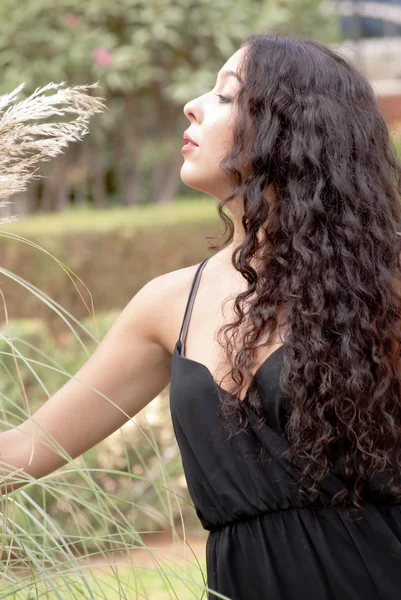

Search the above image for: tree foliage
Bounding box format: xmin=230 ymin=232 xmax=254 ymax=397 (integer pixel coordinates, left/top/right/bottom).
xmin=0 ymin=0 xmax=340 ymax=211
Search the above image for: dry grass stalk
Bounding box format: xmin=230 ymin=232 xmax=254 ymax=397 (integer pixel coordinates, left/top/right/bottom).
xmin=0 ymin=81 xmax=106 ymax=225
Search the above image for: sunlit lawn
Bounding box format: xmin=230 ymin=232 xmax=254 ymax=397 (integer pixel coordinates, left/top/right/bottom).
xmin=1 ymin=196 xmax=218 ymax=236
xmin=6 ymin=555 xmax=209 ymax=599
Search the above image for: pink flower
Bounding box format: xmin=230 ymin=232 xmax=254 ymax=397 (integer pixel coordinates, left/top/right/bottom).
xmin=63 ymin=13 xmax=80 ymax=28
xmin=92 ymin=47 xmax=113 ymax=68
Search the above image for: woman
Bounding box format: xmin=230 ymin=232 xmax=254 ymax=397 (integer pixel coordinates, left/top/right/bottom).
xmin=2 ymin=33 xmax=401 ymax=599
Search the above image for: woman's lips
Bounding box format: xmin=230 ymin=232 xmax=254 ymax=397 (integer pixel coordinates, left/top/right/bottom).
xmin=181 ymin=142 xmax=199 ymax=152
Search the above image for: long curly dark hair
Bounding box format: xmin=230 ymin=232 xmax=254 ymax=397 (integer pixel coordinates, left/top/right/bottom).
xmin=208 ymin=32 xmax=401 ymax=517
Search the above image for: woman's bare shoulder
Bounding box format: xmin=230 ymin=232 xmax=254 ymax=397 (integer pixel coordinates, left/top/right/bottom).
xmin=148 ymin=261 xmax=207 ymax=355
xmin=150 ymin=261 xmax=203 ymax=295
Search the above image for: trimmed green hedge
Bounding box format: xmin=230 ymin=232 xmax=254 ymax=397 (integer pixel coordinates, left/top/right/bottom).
xmin=0 ymin=197 xmax=223 ymax=330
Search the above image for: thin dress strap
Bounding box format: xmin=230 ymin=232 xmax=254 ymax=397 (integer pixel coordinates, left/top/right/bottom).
xmin=178 ymin=258 xmax=210 ymax=353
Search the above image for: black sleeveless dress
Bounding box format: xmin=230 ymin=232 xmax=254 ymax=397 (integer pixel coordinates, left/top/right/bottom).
xmin=169 ymin=258 xmax=401 ymax=600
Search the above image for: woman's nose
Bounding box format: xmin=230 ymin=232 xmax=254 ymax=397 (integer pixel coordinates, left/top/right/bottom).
xmin=184 ymin=92 xmax=205 ymax=122
xmin=183 ymin=100 xmax=196 ymax=121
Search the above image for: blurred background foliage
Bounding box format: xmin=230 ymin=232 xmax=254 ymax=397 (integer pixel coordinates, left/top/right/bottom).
xmin=1 ymin=1 xmax=401 ymax=596
xmin=0 ymin=0 xmax=340 ymax=212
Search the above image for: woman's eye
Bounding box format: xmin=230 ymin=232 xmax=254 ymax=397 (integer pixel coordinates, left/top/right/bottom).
xmin=216 ymin=94 xmax=231 ymax=104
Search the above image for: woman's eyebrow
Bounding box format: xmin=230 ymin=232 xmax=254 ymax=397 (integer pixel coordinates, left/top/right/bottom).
xmin=216 ymin=69 xmax=243 ymax=84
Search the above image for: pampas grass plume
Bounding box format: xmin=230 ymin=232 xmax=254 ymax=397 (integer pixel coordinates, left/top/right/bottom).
xmin=0 ymin=81 xmax=107 ymax=225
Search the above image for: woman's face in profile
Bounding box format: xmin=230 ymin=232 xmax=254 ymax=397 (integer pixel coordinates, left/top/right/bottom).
xmin=181 ymin=47 xmax=245 ymax=201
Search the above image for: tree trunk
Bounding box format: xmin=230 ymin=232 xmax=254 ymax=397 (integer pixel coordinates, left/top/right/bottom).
xmin=87 ymin=136 xmax=108 ymax=209
xmin=119 ymin=93 xmax=144 ymax=206
xmin=23 ymin=181 xmax=40 ymax=215
xmin=72 ymin=142 xmax=90 ymax=207
xmin=155 ymin=150 xmax=183 ymax=204
xmin=152 ymin=101 xmax=185 ymax=204
xmin=54 ymin=151 xmax=70 ymax=211
xmin=40 ymin=150 xmax=70 ymax=212
xmin=6 ymin=180 xmax=39 ymax=218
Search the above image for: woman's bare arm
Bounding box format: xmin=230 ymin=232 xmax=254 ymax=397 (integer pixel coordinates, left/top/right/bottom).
xmin=0 ymin=272 xmax=176 ymax=494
